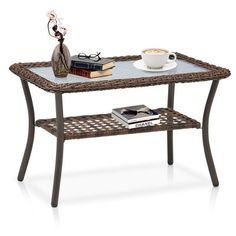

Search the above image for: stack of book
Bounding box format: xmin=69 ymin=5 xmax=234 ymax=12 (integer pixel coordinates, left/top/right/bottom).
xmin=112 ymin=104 xmax=160 ymax=129
xmin=70 ymin=55 xmax=115 ymax=79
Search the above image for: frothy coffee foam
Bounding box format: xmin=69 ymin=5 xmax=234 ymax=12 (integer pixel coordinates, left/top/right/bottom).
xmin=144 ymin=49 xmax=167 ymax=54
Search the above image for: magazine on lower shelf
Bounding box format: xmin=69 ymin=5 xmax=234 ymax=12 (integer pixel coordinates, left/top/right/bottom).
xmin=112 ymin=104 xmax=160 ymax=124
xmin=112 ymin=113 xmax=160 ymax=129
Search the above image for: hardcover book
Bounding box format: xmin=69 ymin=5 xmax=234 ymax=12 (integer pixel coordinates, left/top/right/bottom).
xmin=70 ymin=67 xmax=112 ymax=78
xmin=71 ymin=55 xmax=115 ymax=71
xmin=112 ymin=104 xmax=160 ymax=124
xmin=112 ymin=113 xmax=160 ymax=129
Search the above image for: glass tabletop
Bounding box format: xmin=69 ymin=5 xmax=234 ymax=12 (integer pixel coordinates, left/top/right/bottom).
xmin=29 ymin=59 xmax=208 ymax=85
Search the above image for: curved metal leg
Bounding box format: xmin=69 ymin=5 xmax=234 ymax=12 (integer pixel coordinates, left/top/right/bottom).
xmin=18 ymin=80 xmax=35 ymax=181
xmin=167 ymin=83 xmax=175 ymax=165
xmin=51 ymin=93 xmax=64 ymax=207
xmin=202 ymin=80 xmax=219 ymax=186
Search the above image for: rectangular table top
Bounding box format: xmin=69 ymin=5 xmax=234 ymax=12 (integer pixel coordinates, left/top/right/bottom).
xmin=29 ymin=59 xmax=207 ymax=84
xmin=9 ymin=53 xmax=230 ymax=93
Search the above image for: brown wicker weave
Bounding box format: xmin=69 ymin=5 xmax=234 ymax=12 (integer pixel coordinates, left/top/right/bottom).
xmin=36 ymin=108 xmax=200 ymax=140
xmin=9 ymin=53 xmax=230 ymax=93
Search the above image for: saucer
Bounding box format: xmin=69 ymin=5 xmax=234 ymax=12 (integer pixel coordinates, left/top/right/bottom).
xmin=133 ymin=59 xmax=177 ymax=72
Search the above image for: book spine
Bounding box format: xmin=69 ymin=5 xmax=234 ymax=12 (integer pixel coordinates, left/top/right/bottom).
xmin=112 ymin=114 xmax=160 ymax=129
xmin=70 ymin=68 xmax=91 ymax=78
xmin=130 ymin=120 xmax=160 ymax=129
xmin=71 ymin=61 xmax=103 ymax=70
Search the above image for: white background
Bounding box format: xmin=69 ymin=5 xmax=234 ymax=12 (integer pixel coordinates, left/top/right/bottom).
xmin=0 ymin=0 xmax=235 ymax=235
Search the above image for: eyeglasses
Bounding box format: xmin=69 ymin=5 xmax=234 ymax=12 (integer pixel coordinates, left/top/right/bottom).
xmin=77 ymin=52 xmax=101 ymax=61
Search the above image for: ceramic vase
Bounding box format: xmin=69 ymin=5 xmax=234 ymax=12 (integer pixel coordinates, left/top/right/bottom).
xmin=51 ymin=40 xmax=71 ymax=77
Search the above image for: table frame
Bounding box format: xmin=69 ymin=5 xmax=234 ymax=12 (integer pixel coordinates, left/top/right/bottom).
xmin=10 ymin=54 xmax=230 ymax=207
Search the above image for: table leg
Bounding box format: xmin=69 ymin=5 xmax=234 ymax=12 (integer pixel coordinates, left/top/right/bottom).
xmin=51 ymin=93 xmax=65 ymax=207
xmin=18 ymin=80 xmax=35 ymax=181
xmin=202 ymin=80 xmax=219 ymax=186
xmin=167 ymin=83 xmax=175 ymax=165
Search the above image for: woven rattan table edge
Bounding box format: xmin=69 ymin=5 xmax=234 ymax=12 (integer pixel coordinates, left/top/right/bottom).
xmin=9 ymin=53 xmax=231 ymax=93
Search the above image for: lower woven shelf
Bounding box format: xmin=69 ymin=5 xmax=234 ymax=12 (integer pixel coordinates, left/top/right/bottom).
xmin=35 ymin=108 xmax=201 ymax=140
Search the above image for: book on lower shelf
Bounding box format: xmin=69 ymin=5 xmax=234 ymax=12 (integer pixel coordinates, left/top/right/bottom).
xmin=112 ymin=113 xmax=160 ymax=129
xmin=112 ymin=104 xmax=160 ymax=123
xmin=70 ymin=67 xmax=112 ymax=78
xmin=71 ymin=55 xmax=115 ymax=71
xmin=112 ymin=104 xmax=160 ymax=129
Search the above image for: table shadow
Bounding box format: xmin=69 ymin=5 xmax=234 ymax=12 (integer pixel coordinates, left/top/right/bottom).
xmin=17 ymin=162 xmax=215 ymax=206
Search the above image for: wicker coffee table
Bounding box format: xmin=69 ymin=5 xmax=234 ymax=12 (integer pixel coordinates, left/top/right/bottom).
xmin=9 ymin=53 xmax=231 ymax=207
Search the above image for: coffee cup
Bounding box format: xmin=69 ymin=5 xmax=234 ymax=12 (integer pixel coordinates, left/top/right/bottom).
xmin=141 ymin=48 xmax=176 ymax=69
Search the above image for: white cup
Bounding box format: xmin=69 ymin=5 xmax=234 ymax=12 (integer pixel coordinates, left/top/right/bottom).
xmin=141 ymin=48 xmax=176 ymax=69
